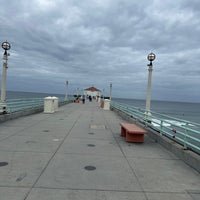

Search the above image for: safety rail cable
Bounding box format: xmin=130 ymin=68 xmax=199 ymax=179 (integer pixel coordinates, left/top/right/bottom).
xmin=111 ymin=101 xmax=200 ymax=154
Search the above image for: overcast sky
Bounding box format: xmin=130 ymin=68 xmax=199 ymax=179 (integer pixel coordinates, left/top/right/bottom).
xmin=0 ymin=0 xmax=200 ymax=102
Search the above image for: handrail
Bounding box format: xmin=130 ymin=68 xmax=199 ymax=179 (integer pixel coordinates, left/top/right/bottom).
xmin=6 ymin=97 xmax=73 ymax=113
xmin=111 ymin=101 xmax=200 ymax=155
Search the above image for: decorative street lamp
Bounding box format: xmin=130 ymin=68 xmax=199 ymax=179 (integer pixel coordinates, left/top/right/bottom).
xmin=109 ymin=82 xmax=112 ymax=101
xmin=65 ymin=80 xmax=68 ymax=100
xmin=76 ymin=87 xmax=79 ymax=97
xmin=0 ymin=41 xmax=11 ymax=114
xmin=144 ymin=52 xmax=156 ymax=122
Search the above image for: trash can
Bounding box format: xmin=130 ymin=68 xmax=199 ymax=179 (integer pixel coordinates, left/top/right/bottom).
xmin=103 ymin=99 xmax=110 ymax=110
xmin=52 ymin=96 xmax=59 ymax=112
xmin=44 ymin=97 xmax=55 ymax=113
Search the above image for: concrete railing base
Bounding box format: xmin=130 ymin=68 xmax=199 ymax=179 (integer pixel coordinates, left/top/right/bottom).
xmin=0 ymin=101 xmax=72 ymax=123
xmin=0 ymin=107 xmax=43 ymax=123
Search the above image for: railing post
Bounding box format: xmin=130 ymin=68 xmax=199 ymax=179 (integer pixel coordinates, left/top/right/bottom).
xmin=160 ymin=120 xmax=163 ymax=135
xmin=144 ymin=111 xmax=148 ymax=127
xmin=126 ymin=106 xmax=128 ymax=116
xmin=183 ymin=122 xmax=189 ymax=150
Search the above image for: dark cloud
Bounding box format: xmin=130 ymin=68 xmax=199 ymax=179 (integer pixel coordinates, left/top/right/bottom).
xmin=0 ymin=0 xmax=200 ymax=102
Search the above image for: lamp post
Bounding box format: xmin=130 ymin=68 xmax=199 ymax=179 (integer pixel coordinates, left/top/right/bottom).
xmin=109 ymin=82 xmax=112 ymax=101
xmin=76 ymin=87 xmax=79 ymax=97
xmin=0 ymin=41 xmax=11 ymax=114
xmin=65 ymin=80 xmax=68 ymax=100
xmin=144 ymin=52 xmax=156 ymax=122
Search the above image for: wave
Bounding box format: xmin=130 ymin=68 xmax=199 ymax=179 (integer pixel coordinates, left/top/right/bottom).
xmin=152 ymin=119 xmax=194 ymax=127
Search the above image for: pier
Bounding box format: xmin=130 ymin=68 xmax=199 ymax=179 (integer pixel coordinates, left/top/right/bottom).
xmin=0 ymin=101 xmax=199 ymax=200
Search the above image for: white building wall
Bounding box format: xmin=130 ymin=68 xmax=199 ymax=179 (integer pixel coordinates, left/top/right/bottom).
xmin=84 ymin=90 xmax=101 ymax=97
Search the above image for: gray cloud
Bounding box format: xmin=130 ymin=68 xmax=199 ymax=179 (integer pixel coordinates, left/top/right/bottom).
xmin=0 ymin=0 xmax=200 ymax=102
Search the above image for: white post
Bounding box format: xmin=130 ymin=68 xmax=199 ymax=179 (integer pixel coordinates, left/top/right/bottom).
xmin=110 ymin=82 xmax=112 ymax=101
xmin=145 ymin=64 xmax=153 ymax=121
xmin=76 ymin=87 xmax=79 ymax=97
xmin=65 ymin=80 xmax=68 ymax=100
xmin=0 ymin=53 xmax=9 ymax=114
xmin=144 ymin=52 xmax=156 ymax=122
xmin=98 ymin=91 xmax=101 ymax=103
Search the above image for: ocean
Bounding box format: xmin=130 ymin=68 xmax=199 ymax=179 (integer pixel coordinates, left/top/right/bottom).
xmin=113 ymin=98 xmax=200 ymax=124
xmin=4 ymin=91 xmax=200 ymax=124
xmin=6 ymin=91 xmax=66 ymax=99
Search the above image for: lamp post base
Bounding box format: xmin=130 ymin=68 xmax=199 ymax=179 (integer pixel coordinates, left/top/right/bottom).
xmin=144 ymin=111 xmax=152 ymax=123
xmin=0 ymin=101 xmax=7 ymax=114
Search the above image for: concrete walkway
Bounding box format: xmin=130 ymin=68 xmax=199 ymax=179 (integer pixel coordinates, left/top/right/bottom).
xmin=0 ymin=101 xmax=199 ymax=200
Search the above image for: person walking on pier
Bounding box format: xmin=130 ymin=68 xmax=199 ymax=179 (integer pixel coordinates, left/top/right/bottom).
xmin=82 ymin=94 xmax=86 ymax=104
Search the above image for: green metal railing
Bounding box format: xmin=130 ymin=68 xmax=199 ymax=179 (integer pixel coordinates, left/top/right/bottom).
xmin=6 ymin=97 xmax=73 ymax=113
xmin=111 ymin=101 xmax=200 ymax=155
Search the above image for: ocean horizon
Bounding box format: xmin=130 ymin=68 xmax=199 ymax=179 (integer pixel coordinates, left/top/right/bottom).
xmin=3 ymin=90 xmax=200 ymax=124
xmin=5 ymin=90 xmax=66 ymax=99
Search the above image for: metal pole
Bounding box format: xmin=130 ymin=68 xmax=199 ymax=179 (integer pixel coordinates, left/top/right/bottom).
xmin=146 ymin=63 xmax=153 ymax=111
xmin=0 ymin=52 xmax=8 ymax=114
xmin=145 ymin=62 xmax=153 ymax=121
xmin=65 ymin=80 xmax=68 ymax=100
xmin=76 ymin=87 xmax=79 ymax=97
xmin=144 ymin=52 xmax=155 ymax=122
xmin=110 ymin=82 xmax=112 ymax=101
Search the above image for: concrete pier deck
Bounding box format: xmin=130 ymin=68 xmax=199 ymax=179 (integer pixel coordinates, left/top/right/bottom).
xmin=0 ymin=101 xmax=199 ymax=200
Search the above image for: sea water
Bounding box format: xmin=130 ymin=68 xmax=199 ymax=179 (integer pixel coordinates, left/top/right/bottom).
xmin=113 ymin=98 xmax=200 ymax=124
xmin=6 ymin=90 xmax=65 ymax=99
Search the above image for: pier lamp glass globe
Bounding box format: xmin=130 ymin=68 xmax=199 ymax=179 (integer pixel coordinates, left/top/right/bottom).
xmin=2 ymin=41 xmax=11 ymax=51
xmin=147 ymin=52 xmax=156 ymax=62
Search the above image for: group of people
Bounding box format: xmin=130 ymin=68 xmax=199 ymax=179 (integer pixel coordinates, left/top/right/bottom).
xmin=74 ymin=95 xmax=94 ymax=104
xmin=82 ymin=95 xmax=93 ymax=103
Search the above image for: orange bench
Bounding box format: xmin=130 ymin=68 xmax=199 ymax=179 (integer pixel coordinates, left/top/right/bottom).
xmin=120 ymin=123 xmax=148 ymax=143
